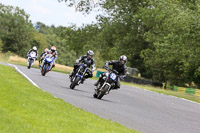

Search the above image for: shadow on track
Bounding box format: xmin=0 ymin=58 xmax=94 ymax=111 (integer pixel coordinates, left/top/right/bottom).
xmin=80 ymin=94 xmax=117 ymax=103
xmin=73 ymin=88 xmax=89 ymax=93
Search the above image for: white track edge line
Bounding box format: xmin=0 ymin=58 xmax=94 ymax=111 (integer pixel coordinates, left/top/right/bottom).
xmin=6 ymin=63 xmax=68 ymax=99
xmin=8 ymin=63 xmax=40 ymax=88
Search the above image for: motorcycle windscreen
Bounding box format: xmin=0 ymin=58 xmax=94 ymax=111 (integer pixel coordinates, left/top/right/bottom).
xmin=46 ymin=58 xmax=53 ymax=63
xmin=30 ymin=52 xmax=36 ymax=57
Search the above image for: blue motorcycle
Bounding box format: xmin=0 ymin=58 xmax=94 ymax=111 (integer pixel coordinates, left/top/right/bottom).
xmin=70 ymin=63 xmax=90 ymax=89
xmin=41 ymin=55 xmax=54 ymax=76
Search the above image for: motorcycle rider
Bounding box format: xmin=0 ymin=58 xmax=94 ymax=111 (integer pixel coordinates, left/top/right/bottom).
xmin=41 ymin=46 xmax=57 ymax=71
xmin=39 ymin=48 xmax=49 ymax=67
xmin=94 ymin=55 xmax=128 ymax=91
xmin=27 ymin=46 xmax=38 ymax=59
xmin=69 ymin=50 xmax=96 ymax=83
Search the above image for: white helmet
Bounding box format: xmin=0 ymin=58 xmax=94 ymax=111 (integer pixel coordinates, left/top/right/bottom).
xmin=87 ymin=50 xmax=94 ymax=56
xmin=33 ymin=46 xmax=37 ymax=51
xmin=119 ymin=55 xmax=127 ymax=64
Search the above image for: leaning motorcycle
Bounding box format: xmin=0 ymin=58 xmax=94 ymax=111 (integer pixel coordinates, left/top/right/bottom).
xmin=41 ymin=54 xmax=54 ymax=76
xmin=27 ymin=52 xmax=37 ymax=69
xmin=93 ymin=69 xmax=119 ymax=99
xmin=70 ymin=63 xmax=90 ymax=89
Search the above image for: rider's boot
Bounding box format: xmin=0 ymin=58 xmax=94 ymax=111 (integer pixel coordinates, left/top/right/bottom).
xmin=81 ymin=77 xmax=85 ymax=84
xmin=41 ymin=60 xmax=44 ymax=70
xmin=50 ymin=64 xmax=55 ymax=71
xmin=49 ymin=63 xmax=53 ymax=71
xmin=94 ymin=76 xmax=102 ymax=86
xmin=69 ymin=71 xmax=74 ymax=78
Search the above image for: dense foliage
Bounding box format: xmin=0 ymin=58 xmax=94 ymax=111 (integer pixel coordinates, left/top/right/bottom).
xmin=0 ymin=0 xmax=200 ymax=88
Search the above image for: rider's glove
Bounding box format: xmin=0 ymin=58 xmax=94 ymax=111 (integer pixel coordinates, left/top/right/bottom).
xmin=84 ymin=64 xmax=88 ymax=67
xmin=75 ymin=59 xmax=79 ymax=64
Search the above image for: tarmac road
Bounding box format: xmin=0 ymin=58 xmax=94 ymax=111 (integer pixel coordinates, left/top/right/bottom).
xmin=9 ymin=65 xmax=200 ymax=133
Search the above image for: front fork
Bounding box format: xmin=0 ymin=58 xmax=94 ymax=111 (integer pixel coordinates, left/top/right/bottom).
xmin=27 ymin=58 xmax=35 ymax=66
xmin=95 ymin=82 xmax=111 ymax=95
xmin=41 ymin=60 xmax=45 ymax=69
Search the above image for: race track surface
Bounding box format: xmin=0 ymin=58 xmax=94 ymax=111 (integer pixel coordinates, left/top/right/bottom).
xmin=12 ymin=65 xmax=200 ymax=133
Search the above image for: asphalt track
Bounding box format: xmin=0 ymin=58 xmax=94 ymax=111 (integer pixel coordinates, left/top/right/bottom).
xmin=5 ymin=64 xmax=200 ymax=133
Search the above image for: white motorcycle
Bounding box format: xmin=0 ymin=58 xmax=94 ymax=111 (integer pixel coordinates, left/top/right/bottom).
xmin=27 ymin=52 xmax=37 ymax=69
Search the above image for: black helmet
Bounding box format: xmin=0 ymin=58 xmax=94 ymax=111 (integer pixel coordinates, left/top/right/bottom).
xmin=119 ymin=55 xmax=127 ymax=64
xmin=87 ymin=50 xmax=94 ymax=56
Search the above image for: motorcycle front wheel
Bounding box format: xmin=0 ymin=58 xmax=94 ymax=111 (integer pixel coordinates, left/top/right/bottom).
xmin=97 ymin=84 xmax=109 ymax=99
xmin=27 ymin=60 xmax=32 ymax=69
xmin=42 ymin=64 xmax=48 ymax=76
xmin=70 ymin=76 xmax=80 ymax=89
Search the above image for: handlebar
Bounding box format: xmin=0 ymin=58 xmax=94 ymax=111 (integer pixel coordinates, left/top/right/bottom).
xmin=80 ymin=63 xmax=92 ymax=72
xmin=104 ymin=67 xmax=119 ymax=75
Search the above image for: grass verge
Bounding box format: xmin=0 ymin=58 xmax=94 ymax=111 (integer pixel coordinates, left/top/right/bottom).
xmin=0 ymin=64 xmax=137 ymax=133
xmin=121 ymin=82 xmax=200 ymax=103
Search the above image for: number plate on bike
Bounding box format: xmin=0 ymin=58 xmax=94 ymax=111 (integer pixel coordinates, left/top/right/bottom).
xmin=110 ymin=73 xmax=117 ymax=80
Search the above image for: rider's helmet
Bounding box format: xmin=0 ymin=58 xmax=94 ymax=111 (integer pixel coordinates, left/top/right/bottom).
xmin=44 ymin=48 xmax=49 ymax=52
xmin=87 ymin=50 xmax=94 ymax=59
xmin=119 ymin=55 xmax=127 ymax=65
xmin=51 ymin=46 xmax=56 ymax=53
xmin=33 ymin=46 xmax=37 ymax=51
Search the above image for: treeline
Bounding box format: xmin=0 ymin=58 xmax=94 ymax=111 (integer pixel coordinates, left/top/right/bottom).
xmin=0 ymin=0 xmax=200 ymax=88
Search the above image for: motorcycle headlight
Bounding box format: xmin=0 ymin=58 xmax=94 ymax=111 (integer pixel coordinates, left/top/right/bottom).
xmin=105 ymin=72 xmax=109 ymax=77
xmin=46 ymin=58 xmax=52 ymax=62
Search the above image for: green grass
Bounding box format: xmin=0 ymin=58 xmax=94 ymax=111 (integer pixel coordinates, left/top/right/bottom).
xmin=121 ymin=82 xmax=200 ymax=103
xmin=0 ymin=64 xmax=137 ymax=133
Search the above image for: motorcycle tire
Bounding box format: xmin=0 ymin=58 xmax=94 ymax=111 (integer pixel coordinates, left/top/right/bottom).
xmin=70 ymin=76 xmax=80 ymax=89
xmin=97 ymin=84 xmax=109 ymax=99
xmin=93 ymin=93 xmax=98 ymax=98
xmin=42 ymin=64 xmax=47 ymax=76
xmin=27 ymin=60 xmax=32 ymax=69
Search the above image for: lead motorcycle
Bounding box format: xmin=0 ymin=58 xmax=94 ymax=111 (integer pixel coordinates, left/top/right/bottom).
xmin=27 ymin=52 xmax=37 ymax=69
xmin=70 ymin=63 xmax=90 ymax=89
xmin=93 ymin=68 xmax=120 ymax=99
xmin=41 ymin=54 xmax=54 ymax=76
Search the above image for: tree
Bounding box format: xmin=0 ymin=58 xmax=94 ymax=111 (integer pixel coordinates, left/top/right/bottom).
xmin=0 ymin=3 xmax=34 ymax=56
xmin=60 ymin=0 xmax=200 ymax=88
xmin=140 ymin=0 xmax=200 ymax=86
